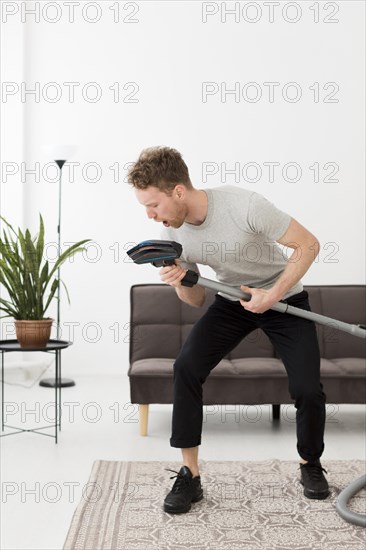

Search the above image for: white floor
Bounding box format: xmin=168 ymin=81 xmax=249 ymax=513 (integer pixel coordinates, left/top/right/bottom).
xmin=1 ymin=373 xmax=365 ymax=550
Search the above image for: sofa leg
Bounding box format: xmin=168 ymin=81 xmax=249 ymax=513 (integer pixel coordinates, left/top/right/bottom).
xmin=272 ymin=404 xmax=280 ymax=421
xmin=139 ymin=404 xmax=149 ymax=436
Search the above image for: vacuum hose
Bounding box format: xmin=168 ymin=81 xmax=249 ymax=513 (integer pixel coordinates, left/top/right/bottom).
xmin=336 ymin=475 xmax=366 ymax=527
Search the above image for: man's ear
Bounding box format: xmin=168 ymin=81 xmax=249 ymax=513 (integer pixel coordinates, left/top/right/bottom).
xmin=175 ymin=184 xmax=185 ymax=199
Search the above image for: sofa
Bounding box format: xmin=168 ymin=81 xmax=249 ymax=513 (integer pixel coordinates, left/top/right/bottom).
xmin=128 ymin=284 xmax=366 ymax=435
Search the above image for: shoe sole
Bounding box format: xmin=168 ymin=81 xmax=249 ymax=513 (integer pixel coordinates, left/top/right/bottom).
xmin=300 ymin=480 xmax=329 ymax=500
xmin=163 ymin=493 xmax=203 ymax=514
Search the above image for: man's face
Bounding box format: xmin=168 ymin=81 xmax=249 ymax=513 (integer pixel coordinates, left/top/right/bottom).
xmin=135 ymin=186 xmax=187 ymax=229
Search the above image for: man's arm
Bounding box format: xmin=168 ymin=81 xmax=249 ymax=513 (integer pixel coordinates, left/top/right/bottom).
xmin=240 ymin=218 xmax=320 ymax=313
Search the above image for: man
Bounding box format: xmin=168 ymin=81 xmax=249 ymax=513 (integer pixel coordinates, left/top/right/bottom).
xmin=128 ymin=146 xmax=329 ymax=514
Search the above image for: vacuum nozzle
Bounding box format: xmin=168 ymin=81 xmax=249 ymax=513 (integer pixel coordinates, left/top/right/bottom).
xmin=127 ymin=240 xmax=183 ymax=267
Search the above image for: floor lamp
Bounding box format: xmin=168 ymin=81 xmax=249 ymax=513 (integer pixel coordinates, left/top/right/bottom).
xmin=39 ymin=145 xmax=77 ymax=388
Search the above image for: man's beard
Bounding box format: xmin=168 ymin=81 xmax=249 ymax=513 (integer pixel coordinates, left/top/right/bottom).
xmin=167 ymin=204 xmax=187 ymax=228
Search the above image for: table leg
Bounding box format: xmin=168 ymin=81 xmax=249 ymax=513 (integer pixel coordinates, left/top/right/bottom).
xmin=59 ymin=351 xmax=62 ymax=431
xmin=55 ymin=350 xmax=58 ymax=444
xmin=1 ymin=352 xmax=4 ymax=431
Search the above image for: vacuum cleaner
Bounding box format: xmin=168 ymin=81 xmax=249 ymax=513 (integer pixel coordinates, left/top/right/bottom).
xmin=127 ymin=239 xmax=366 ymax=527
xmin=127 ymin=240 xmax=366 ymax=338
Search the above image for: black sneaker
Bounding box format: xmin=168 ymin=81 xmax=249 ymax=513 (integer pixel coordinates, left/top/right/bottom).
xmin=299 ymin=459 xmax=329 ymax=499
xmin=163 ymin=465 xmax=203 ymax=514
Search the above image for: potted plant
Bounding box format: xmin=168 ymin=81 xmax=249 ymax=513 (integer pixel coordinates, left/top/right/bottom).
xmin=0 ymin=214 xmax=90 ymax=348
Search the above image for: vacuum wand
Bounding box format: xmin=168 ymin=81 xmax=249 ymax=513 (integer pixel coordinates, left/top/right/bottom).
xmin=194 ymin=275 xmax=366 ymax=339
xmin=127 ymin=240 xmax=366 ymax=339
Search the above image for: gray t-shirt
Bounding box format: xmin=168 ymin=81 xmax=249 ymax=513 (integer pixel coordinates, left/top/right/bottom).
xmin=161 ymin=185 xmax=303 ymax=301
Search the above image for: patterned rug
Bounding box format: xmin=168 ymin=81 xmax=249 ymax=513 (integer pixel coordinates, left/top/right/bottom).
xmin=63 ymin=460 xmax=366 ymax=550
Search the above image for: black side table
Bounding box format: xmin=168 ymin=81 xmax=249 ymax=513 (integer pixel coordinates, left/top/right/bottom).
xmin=0 ymin=339 xmax=72 ymax=443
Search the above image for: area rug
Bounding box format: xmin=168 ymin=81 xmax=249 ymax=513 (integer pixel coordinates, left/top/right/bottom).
xmin=63 ymin=460 xmax=366 ymax=550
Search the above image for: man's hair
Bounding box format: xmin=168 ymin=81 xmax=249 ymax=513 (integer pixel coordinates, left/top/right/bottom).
xmin=127 ymin=146 xmax=192 ymax=194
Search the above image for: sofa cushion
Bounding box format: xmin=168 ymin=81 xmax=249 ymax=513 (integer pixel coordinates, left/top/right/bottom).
xmin=129 ymin=357 xmax=366 ymax=380
xmin=129 ymin=356 xmax=366 ymax=405
xmin=323 ymin=357 xmax=366 ymax=377
xmin=128 ymin=358 xmax=175 ymax=377
xmin=130 ymin=325 xmax=181 ymax=362
xmin=229 ymin=358 xmax=286 ymax=376
xmin=129 ymin=358 xmax=284 ymax=378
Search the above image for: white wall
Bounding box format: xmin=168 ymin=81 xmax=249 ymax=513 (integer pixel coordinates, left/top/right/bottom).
xmin=0 ymin=1 xmax=365 ymax=377
xmin=0 ymin=11 xmax=24 ymax=223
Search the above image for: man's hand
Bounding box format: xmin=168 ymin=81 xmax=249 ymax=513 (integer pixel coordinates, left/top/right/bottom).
xmin=159 ymin=260 xmax=187 ymax=287
xmin=160 ymin=261 xmax=205 ymax=307
xmin=239 ymin=285 xmax=278 ymax=314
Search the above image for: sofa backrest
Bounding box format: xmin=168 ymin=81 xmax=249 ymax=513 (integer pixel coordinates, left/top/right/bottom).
xmin=306 ymin=286 xmax=366 ymax=359
xmin=129 ymin=284 xmax=366 ymax=363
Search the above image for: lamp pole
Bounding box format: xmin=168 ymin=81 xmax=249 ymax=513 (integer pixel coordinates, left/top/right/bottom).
xmin=39 ymin=159 xmax=75 ymax=388
xmin=55 ymin=159 xmax=65 ymax=341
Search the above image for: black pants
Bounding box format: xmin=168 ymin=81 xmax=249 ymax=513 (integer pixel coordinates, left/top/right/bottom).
xmin=170 ymin=290 xmax=326 ymax=462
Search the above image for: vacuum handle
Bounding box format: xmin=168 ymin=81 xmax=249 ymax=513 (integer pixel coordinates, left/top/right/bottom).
xmin=181 ymin=270 xmax=199 ymax=287
xmin=153 ymin=258 xmax=176 ymax=267
xmin=180 ymin=270 xmax=252 ymax=301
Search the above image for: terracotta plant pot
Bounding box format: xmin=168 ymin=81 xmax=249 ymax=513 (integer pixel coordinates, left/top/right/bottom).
xmin=15 ymin=319 xmax=53 ymax=348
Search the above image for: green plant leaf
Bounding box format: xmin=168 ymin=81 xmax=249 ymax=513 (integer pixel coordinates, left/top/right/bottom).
xmin=0 ymin=215 xmax=91 ymax=320
xmin=46 ymin=240 xmax=90 ymax=284
xmin=42 ymin=278 xmax=59 ymax=316
xmin=36 ymin=214 xmax=45 ymax=266
xmin=0 ymin=297 xmax=19 ymax=318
